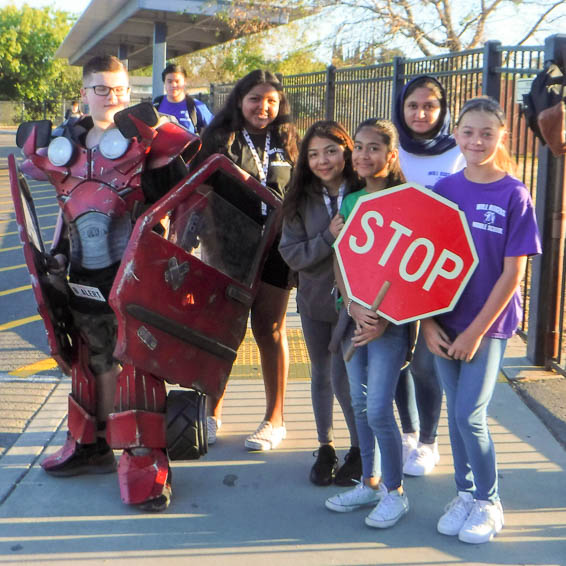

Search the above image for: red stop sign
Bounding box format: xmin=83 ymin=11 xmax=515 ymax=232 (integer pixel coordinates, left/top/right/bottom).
xmin=335 ymin=184 xmax=478 ymax=324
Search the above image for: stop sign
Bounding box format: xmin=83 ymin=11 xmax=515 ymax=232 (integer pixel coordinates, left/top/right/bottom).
xmin=335 ymin=183 xmax=478 ymax=324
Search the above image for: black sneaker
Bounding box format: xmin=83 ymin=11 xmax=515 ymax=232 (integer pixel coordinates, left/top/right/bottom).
xmin=310 ymin=444 xmax=338 ymax=486
xmin=334 ymin=446 xmax=362 ymax=486
xmin=43 ymin=437 xmax=117 ymax=477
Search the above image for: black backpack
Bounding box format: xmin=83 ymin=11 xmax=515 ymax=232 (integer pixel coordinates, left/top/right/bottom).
xmin=523 ymin=58 xmax=566 ymax=144
xmin=153 ymin=94 xmax=203 ymax=134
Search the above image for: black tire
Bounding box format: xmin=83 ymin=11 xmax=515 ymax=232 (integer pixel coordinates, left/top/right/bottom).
xmin=166 ymin=389 xmax=208 ymax=461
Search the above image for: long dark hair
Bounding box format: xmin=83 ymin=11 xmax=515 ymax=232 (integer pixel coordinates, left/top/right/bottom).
xmin=201 ymin=69 xmax=299 ymax=163
xmin=283 ymin=120 xmax=359 ymax=219
xmin=354 ymin=118 xmax=406 ymax=188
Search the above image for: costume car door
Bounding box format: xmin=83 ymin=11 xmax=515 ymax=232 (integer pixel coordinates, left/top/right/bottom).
xmin=8 ymin=153 xmax=74 ymax=374
xmin=110 ymin=154 xmax=282 ymax=396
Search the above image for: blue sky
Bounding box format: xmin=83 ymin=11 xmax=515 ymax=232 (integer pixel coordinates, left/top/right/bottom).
xmin=0 ymin=0 xmax=89 ymax=14
xmin=2 ymin=0 xmax=565 ymax=58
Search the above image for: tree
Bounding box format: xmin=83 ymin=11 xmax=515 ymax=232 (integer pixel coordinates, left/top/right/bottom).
xmin=0 ymin=5 xmax=81 ymax=121
xmin=175 ymin=14 xmax=326 ymax=86
xmin=326 ymin=0 xmax=566 ymax=56
xmin=331 ymin=44 xmax=404 ymax=67
xmin=207 ymin=0 xmax=564 ymax=58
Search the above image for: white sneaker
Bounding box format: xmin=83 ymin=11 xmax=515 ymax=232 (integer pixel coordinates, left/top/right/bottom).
xmin=244 ymin=421 xmax=286 ymax=451
xmin=365 ymin=489 xmax=409 ymax=528
xmin=325 ymin=481 xmax=386 ymax=513
xmin=458 ymin=499 xmax=504 ymax=544
xmin=437 ymin=491 xmax=475 ymax=535
xmin=403 ymin=441 xmax=440 ymax=476
xmin=207 ymin=417 xmax=221 ymax=446
xmin=402 ymin=432 xmax=418 ymax=464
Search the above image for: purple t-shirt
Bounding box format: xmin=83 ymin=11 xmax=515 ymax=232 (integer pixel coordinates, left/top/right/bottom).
xmin=434 ymin=171 xmax=541 ymax=339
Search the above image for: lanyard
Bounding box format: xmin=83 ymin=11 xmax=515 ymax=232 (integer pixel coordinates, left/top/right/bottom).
xmin=242 ymin=128 xmax=271 ymax=186
xmin=322 ymin=182 xmax=346 ymax=218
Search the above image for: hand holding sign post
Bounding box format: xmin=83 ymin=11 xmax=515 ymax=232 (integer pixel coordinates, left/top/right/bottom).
xmin=334 ymin=183 xmax=478 ymax=358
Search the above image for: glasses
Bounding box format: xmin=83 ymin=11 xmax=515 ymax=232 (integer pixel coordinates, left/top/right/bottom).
xmin=85 ymin=85 xmax=130 ymax=97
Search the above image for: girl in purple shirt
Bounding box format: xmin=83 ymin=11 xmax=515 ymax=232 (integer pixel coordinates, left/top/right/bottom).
xmin=423 ymin=97 xmax=541 ymax=544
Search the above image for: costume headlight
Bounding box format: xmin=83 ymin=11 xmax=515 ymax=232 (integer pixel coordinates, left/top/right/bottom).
xmin=47 ymin=137 xmax=74 ymax=167
xmin=99 ymin=128 xmax=130 ymax=159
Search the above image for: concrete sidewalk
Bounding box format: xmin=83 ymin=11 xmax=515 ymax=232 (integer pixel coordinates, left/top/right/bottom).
xmin=0 ymin=372 xmax=565 ymax=565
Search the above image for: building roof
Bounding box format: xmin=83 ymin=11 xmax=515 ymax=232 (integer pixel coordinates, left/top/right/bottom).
xmin=56 ymin=0 xmax=296 ymax=69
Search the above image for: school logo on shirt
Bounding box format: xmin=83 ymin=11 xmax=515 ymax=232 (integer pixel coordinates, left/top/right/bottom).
xmin=472 ymin=203 xmax=505 ymax=234
xmin=268 ymin=147 xmax=290 ymax=166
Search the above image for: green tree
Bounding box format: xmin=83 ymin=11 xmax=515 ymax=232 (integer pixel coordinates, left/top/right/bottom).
xmin=0 ymin=5 xmax=81 ymax=121
xmin=177 ymin=18 xmax=325 ymax=86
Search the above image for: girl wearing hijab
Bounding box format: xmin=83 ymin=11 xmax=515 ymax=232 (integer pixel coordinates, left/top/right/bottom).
xmin=392 ymin=75 xmax=465 ymax=476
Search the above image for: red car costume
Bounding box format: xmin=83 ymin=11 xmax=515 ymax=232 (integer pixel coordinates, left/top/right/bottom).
xmin=12 ymin=103 xmax=282 ymax=510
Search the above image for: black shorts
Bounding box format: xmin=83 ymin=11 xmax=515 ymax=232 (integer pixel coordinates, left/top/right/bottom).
xmin=261 ymin=236 xmax=291 ymax=289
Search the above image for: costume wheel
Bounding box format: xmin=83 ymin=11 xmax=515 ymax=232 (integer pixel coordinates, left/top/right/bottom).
xmin=166 ymin=389 xmax=208 ymax=460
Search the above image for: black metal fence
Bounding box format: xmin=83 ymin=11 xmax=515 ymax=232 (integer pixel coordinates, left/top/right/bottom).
xmin=216 ymin=34 xmax=565 ymax=374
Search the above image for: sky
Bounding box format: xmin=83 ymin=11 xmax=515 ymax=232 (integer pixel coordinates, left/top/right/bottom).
xmin=0 ymin=0 xmax=89 ymax=14
xmin=1 ymin=0 xmax=565 ymax=60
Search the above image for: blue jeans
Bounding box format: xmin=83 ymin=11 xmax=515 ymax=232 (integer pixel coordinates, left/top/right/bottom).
xmin=342 ymin=322 xmax=409 ymax=490
xmin=434 ymin=336 xmax=507 ymax=502
xmin=395 ymin=335 xmax=443 ymax=444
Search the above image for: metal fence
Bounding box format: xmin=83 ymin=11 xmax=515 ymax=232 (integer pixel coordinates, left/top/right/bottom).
xmin=211 ymin=34 xmax=566 ymax=374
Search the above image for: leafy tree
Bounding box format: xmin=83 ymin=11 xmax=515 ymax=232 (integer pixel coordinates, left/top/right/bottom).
xmin=0 ymin=5 xmax=81 ymax=121
xmin=272 ymin=48 xmax=326 ymax=75
xmin=331 ymin=44 xmax=404 ymax=68
xmin=176 ymin=16 xmax=325 ymax=85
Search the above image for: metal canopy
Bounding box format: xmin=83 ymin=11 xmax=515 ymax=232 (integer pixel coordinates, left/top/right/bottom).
xmin=56 ymin=0 xmax=294 ymax=70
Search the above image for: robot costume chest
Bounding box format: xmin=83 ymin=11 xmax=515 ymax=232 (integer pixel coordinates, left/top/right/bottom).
xmin=47 ymin=131 xmax=148 ymax=271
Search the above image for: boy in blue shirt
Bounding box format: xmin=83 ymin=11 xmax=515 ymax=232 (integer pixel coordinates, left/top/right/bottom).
xmin=153 ymin=63 xmax=213 ymax=135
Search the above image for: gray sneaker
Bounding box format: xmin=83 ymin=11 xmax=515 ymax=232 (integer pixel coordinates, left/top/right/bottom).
xmin=325 ymin=482 xmax=385 ymax=513
xmin=207 ymin=416 xmax=221 ymax=446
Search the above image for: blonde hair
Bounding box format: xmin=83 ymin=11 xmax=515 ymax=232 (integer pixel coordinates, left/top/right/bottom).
xmin=457 ymin=96 xmax=516 ymax=176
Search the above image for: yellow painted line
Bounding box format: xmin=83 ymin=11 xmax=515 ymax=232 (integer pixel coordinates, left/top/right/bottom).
xmin=0 ymin=263 xmax=26 ymax=272
xmin=0 ymin=212 xmax=57 ymax=224
xmin=9 ymin=357 xmax=59 ymax=377
xmin=0 ymin=314 xmax=42 ymax=331
xmin=0 ymin=203 xmax=57 ymax=213
xmin=25 ymin=195 xmax=55 ymax=201
xmin=0 ymin=285 xmax=32 ymax=296
xmin=2 ymin=224 xmax=56 ymax=236
xmin=0 ymin=240 xmax=51 ymax=252
xmin=0 ymin=195 xmax=54 ymax=204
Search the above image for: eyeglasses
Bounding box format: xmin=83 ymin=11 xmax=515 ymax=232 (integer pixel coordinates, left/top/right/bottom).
xmin=85 ymin=85 xmax=130 ymax=97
